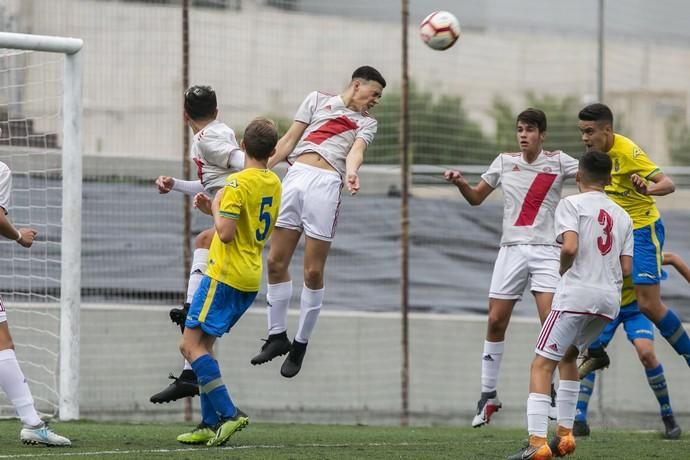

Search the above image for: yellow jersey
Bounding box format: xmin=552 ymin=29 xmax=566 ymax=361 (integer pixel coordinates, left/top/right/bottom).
xmin=605 ymin=134 xmax=661 ymax=229
xmin=206 ymin=168 xmax=282 ymax=292
xmin=620 ymin=275 xmax=636 ymax=307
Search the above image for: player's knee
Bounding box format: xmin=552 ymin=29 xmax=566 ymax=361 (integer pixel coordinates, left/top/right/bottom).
xmin=303 ymin=267 xmax=324 ymax=288
xmin=486 ymin=312 xmax=509 ymax=336
xmin=636 ymin=347 xmax=657 ymax=369
xmin=179 ymin=337 xmax=192 ymax=361
xmin=194 ymin=229 xmax=214 ymax=249
xmin=267 ymin=254 xmax=288 ymax=277
xmin=530 ymin=356 xmax=553 ymax=377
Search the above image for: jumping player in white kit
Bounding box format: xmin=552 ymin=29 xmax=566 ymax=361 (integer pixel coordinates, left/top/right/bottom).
xmin=152 ymin=85 xmax=245 ymax=403
xmin=249 ymin=66 xmax=386 ymax=378
xmin=443 ymin=109 xmax=579 ymax=427
xmin=507 ymin=150 xmax=633 ymax=460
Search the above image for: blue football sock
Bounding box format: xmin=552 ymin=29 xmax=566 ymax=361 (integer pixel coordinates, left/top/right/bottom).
xmin=191 ymin=354 xmax=236 ymax=419
xmin=656 ymin=310 xmax=690 ymax=365
xmin=645 ymin=364 xmax=673 ymax=417
xmin=575 ymin=372 xmax=596 ymax=422
xmin=200 ymin=391 xmax=219 ymax=427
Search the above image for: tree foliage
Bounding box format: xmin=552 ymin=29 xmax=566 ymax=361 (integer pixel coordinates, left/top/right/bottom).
xmin=367 ymin=83 xmax=495 ymax=165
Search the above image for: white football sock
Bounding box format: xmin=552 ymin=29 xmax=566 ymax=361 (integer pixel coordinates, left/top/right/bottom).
xmin=267 ymin=281 xmax=292 ymax=335
xmin=295 ymin=284 xmax=324 ymax=344
xmin=527 ymin=392 xmax=551 ymax=438
xmin=186 ymin=248 xmax=208 ymax=304
xmin=556 ymin=379 xmax=580 ymax=429
xmin=0 ymin=349 xmax=42 ymax=427
xmin=481 ymin=340 xmax=504 ymax=393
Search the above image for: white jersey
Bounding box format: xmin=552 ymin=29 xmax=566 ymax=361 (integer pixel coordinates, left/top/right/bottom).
xmin=481 ymin=150 xmax=578 ymax=246
xmin=0 ymin=161 xmax=11 ymax=213
xmin=288 ymin=91 xmax=378 ymax=177
xmin=191 ymin=119 xmax=245 ymax=194
xmin=552 ymin=191 xmax=634 ymax=319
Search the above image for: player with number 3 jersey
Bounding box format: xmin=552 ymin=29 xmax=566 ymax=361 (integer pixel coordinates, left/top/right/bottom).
xmin=444 ymin=108 xmax=579 ymax=428
xmin=249 ymin=66 xmax=386 ymax=379
xmin=508 ymin=150 xmax=633 ymax=460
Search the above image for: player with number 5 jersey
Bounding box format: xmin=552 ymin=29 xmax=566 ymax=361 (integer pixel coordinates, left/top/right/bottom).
xmin=176 ymin=118 xmax=281 ymax=447
xmin=444 ymin=108 xmax=579 ymax=428
xmin=249 ymin=66 xmax=386 ymax=379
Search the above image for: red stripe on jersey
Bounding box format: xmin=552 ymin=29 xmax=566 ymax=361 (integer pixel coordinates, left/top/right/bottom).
xmin=514 ymin=172 xmax=557 ymax=226
xmin=305 ymin=116 xmax=358 ymax=145
xmin=193 ymin=158 xmax=204 ymax=181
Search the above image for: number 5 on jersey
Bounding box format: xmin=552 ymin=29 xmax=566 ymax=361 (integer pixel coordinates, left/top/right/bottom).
xmin=256 ymin=196 xmax=273 ymax=241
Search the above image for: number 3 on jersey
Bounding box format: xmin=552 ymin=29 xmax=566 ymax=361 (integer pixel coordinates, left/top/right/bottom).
xmin=256 ymin=196 xmax=273 ymax=241
xmin=597 ymin=209 xmax=613 ymax=255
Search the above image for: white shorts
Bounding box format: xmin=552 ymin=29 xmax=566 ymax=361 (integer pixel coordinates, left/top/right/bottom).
xmin=535 ymin=310 xmax=610 ymax=361
xmin=276 ymin=162 xmax=343 ymax=242
xmin=489 ymin=245 xmax=560 ymax=300
xmin=0 ymin=296 xmax=6 ymax=323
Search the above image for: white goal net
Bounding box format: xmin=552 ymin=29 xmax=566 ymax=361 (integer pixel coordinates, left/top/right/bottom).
xmin=0 ymin=48 xmax=63 ymax=418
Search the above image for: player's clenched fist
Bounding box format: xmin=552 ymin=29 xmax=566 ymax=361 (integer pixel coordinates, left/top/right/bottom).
xmin=17 ymin=227 xmax=37 ymax=248
xmin=155 ymin=176 xmax=175 ymax=194
xmin=444 ymin=169 xmax=466 ymax=186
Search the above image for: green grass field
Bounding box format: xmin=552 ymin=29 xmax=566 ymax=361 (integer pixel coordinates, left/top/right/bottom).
xmin=0 ymin=419 xmax=688 ymax=459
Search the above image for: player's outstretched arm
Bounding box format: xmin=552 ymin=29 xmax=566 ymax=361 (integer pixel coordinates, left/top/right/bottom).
xmin=0 ymin=211 xmax=36 ymax=248
xmin=631 ymin=172 xmax=675 ymax=196
xmin=663 ymin=252 xmax=690 ymax=284
xmin=443 ymin=170 xmax=493 ymax=205
xmin=156 ymin=175 xmax=205 ymax=196
xmin=267 ymin=121 xmax=308 ymax=169
xmin=345 ymin=138 xmax=367 ymax=195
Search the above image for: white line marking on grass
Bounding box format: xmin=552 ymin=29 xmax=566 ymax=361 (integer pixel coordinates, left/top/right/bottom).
xmin=0 ymin=442 xmax=442 ymax=458
xmin=5 ymin=437 xmax=684 ymax=458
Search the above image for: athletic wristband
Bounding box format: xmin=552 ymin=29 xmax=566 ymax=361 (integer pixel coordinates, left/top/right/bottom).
xmin=14 ymin=231 xmax=22 ymax=242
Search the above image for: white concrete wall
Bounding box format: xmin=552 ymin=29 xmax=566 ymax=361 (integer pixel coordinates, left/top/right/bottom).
xmin=3 ymin=303 xmax=688 ymax=429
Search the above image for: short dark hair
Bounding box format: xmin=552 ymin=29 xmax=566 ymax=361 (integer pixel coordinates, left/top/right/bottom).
xmin=578 ymin=103 xmax=614 ymax=126
xmin=184 ymin=85 xmax=217 ymax=120
xmin=579 ymin=150 xmax=612 ymax=184
xmin=516 ymin=108 xmax=547 ymax=132
xmin=352 ymin=66 xmax=386 ymax=88
xmin=243 ymin=117 xmax=278 ymax=161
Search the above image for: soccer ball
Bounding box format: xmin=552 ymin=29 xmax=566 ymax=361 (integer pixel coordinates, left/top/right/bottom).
xmin=419 ymin=11 xmax=461 ymax=51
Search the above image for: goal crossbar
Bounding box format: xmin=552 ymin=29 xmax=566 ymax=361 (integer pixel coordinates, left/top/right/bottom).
xmin=0 ymin=32 xmax=83 ymax=421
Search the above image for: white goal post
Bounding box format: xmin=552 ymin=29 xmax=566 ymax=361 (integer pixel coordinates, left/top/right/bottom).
xmin=0 ymin=32 xmax=83 ymax=421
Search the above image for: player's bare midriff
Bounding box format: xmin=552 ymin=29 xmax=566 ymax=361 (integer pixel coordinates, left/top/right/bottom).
xmin=295 ymin=152 xmax=336 ymax=172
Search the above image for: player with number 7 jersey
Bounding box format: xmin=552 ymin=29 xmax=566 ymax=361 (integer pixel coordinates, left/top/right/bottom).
xmin=444 ymin=108 xmax=578 ymax=428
